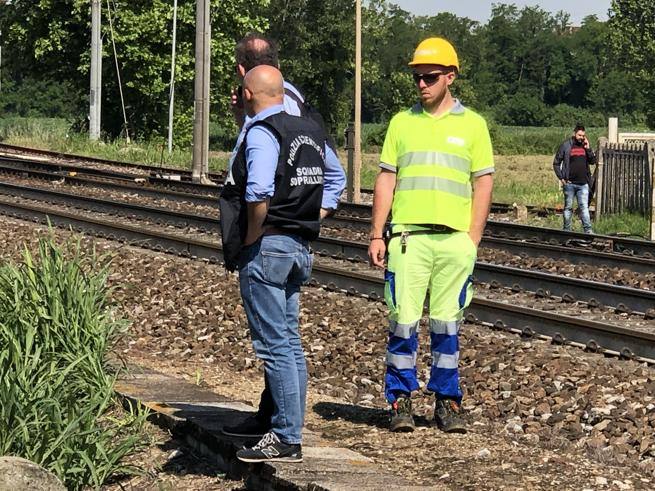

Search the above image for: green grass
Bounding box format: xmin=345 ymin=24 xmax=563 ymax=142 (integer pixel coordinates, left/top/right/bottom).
xmin=0 ymin=235 xmax=146 ymax=489
xmin=0 ymin=116 xmax=229 ymax=172
xmin=527 ymin=212 xmax=650 ymax=238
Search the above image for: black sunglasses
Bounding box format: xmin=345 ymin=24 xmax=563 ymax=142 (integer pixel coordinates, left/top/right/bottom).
xmin=412 ymin=72 xmax=446 ymax=86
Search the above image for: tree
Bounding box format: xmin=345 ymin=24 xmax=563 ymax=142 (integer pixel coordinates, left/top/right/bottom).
xmin=266 ymin=0 xmax=354 ymax=136
xmin=0 ymin=1 xmax=268 ymax=142
xmin=608 ymin=0 xmax=655 ymax=125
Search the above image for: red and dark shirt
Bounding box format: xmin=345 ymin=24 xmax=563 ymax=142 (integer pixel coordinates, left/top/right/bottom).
xmin=568 ymin=144 xmax=589 ymax=184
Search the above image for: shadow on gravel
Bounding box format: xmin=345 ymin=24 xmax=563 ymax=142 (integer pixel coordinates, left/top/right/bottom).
xmin=313 ymin=401 xmax=433 ymax=429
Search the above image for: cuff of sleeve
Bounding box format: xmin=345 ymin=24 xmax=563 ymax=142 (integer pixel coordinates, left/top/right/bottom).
xmin=379 ymin=162 xmax=397 ymax=172
xmin=321 ymin=199 xmax=339 ymax=210
xmin=245 ymin=192 xmax=273 ymax=203
xmin=472 ymin=167 xmax=495 ymax=177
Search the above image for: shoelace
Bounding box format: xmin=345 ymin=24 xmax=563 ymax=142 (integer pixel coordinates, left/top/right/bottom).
xmin=252 ymin=432 xmax=277 ymax=450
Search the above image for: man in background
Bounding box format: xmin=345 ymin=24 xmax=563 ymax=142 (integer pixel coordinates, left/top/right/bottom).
xmin=553 ymin=124 xmax=596 ymax=234
xmin=222 ymin=33 xmax=345 ymax=440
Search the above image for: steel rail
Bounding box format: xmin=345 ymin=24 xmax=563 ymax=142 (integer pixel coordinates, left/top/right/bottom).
xmin=0 ymin=198 xmax=652 ymax=362
xmin=318 ymin=221 xmax=655 ymax=274
xmin=0 ymin=156 xmax=222 ymax=196
xmin=327 ymin=211 xmax=655 ymax=261
xmin=0 ymin=142 xmax=225 ymax=180
xmin=485 ymin=221 xmax=654 ymax=257
xmin=1 ymin=182 xmax=652 ymax=314
xmin=307 ymin=266 xmax=655 ymax=363
xmin=483 ymin=236 xmax=655 ymax=274
xmin=0 ymin=181 xmax=218 ymax=231
xmin=0 ymin=163 xmax=219 ymax=208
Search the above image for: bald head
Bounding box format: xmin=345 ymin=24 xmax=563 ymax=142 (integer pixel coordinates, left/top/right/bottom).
xmin=243 ymin=65 xmax=284 ymax=116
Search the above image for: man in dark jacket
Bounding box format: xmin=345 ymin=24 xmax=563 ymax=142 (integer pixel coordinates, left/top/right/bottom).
xmin=553 ymin=124 xmax=596 ymax=233
xmin=221 ymin=33 xmax=344 ymax=441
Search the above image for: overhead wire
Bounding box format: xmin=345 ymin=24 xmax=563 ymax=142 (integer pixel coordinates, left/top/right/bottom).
xmin=106 ymin=0 xmax=131 ymax=143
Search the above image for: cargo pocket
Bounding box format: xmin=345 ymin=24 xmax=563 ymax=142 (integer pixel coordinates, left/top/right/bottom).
xmin=384 ymin=269 xmax=398 ymax=311
xmin=457 ymin=274 xmax=474 ymax=310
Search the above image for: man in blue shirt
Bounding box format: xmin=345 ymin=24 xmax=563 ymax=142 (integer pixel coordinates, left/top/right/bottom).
xmin=220 ymin=66 xmax=345 ymax=463
xmin=225 ymin=33 xmax=341 ymax=189
xmin=222 ymin=33 xmax=344 ymax=440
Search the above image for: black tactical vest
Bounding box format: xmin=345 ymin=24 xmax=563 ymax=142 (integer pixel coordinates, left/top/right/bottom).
xmin=219 ymin=112 xmax=327 ymax=271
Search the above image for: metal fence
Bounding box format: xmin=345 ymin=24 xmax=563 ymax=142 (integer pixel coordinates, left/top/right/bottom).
xmin=596 ymin=139 xmax=655 ymax=220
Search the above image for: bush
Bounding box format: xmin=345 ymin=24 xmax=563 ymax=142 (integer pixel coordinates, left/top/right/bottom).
xmin=546 ymin=104 xmax=606 ymax=127
xmin=489 ymin=125 xmax=606 ymax=155
xmin=493 ymin=92 xmax=549 ymax=126
xmin=361 ymin=123 xmax=388 ymax=151
xmin=0 ymin=236 xmax=144 ymax=489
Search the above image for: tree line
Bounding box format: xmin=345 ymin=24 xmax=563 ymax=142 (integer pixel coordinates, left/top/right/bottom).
xmin=0 ymin=0 xmax=653 ymax=147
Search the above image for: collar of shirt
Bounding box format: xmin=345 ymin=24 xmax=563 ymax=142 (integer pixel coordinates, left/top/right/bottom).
xmin=411 ymin=98 xmax=465 ymax=117
xmin=244 ymin=103 xmax=285 ymax=130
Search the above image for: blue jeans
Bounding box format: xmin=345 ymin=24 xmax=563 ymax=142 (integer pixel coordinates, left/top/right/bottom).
xmin=238 ymin=234 xmax=312 ymax=444
xmin=563 ymin=183 xmax=593 ymax=233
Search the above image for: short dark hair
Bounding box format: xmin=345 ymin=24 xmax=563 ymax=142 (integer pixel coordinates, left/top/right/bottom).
xmin=235 ymin=33 xmax=279 ymax=72
xmin=574 ymin=124 xmax=586 ymax=133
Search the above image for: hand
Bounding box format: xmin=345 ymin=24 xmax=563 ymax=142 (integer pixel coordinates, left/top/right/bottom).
xmin=368 ymin=239 xmax=386 ymax=268
xmin=561 ymin=179 xmax=568 ymax=186
xmin=583 ymin=136 xmax=590 ymax=149
xmin=231 ymin=86 xmax=243 ymax=109
xmin=468 ymin=231 xmax=482 ymax=248
xmin=231 ymin=87 xmax=245 ymax=124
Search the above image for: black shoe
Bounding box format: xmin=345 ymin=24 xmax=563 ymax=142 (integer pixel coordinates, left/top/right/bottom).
xmin=434 ymin=398 xmax=467 ymax=434
xmin=390 ymin=396 xmax=415 ymax=432
xmin=222 ymin=414 xmax=270 ymax=438
xmin=236 ymin=431 xmax=303 ymax=463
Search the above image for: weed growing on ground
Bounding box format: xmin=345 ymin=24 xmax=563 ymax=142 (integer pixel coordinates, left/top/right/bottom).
xmin=0 ymin=235 xmax=146 ymax=489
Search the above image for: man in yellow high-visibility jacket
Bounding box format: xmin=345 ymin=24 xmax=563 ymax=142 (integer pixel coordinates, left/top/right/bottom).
xmin=368 ymin=37 xmax=494 ymax=433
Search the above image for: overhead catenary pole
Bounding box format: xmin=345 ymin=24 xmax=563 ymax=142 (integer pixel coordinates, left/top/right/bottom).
xmin=89 ymin=0 xmax=102 ymax=140
xmin=353 ymin=0 xmax=362 ymax=203
xmin=167 ymin=0 xmax=178 ymax=155
xmin=192 ymin=0 xmax=211 ymax=183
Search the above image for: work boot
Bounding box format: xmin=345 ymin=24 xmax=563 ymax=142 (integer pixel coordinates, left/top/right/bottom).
xmin=434 ymin=398 xmax=467 ymax=434
xmin=390 ymin=396 xmax=415 ymax=432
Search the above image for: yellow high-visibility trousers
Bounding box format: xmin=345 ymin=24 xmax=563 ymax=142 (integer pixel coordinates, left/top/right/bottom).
xmin=384 ymin=226 xmax=476 ymax=403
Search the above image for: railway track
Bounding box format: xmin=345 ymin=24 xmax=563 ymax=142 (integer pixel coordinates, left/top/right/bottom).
xmin=0 ymin=141 xmax=225 ymax=181
xmin=0 ymin=189 xmax=653 ymax=362
xmin=0 ymin=158 xmax=651 ymax=267
xmin=0 ymin=155 xmax=222 ymax=196
xmin=2 ymin=179 xmax=652 ymax=276
xmin=0 ymin=180 xmax=653 ymax=310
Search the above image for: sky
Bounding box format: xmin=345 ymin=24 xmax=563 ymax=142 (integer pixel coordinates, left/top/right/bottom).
xmin=389 ymin=0 xmax=612 ymax=25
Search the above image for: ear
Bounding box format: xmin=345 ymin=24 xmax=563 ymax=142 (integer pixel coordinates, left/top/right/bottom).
xmin=244 ymin=87 xmax=254 ymax=102
xmin=237 ymin=64 xmax=246 ymax=79
xmin=446 ymin=72 xmax=456 ymax=87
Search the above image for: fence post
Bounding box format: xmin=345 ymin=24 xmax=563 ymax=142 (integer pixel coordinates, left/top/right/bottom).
xmin=609 ymin=117 xmax=619 ymax=143
xmin=345 ymin=123 xmax=355 ymax=203
xmin=595 ymin=137 xmax=607 ymax=220
xmin=649 ymin=141 xmax=655 ymax=240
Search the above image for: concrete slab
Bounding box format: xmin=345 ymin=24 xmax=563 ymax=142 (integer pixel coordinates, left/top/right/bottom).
xmin=116 ymin=366 xmax=422 ymax=490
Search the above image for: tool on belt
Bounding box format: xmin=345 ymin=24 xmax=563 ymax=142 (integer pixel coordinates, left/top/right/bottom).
xmin=384 ymin=224 xmax=456 ymax=253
